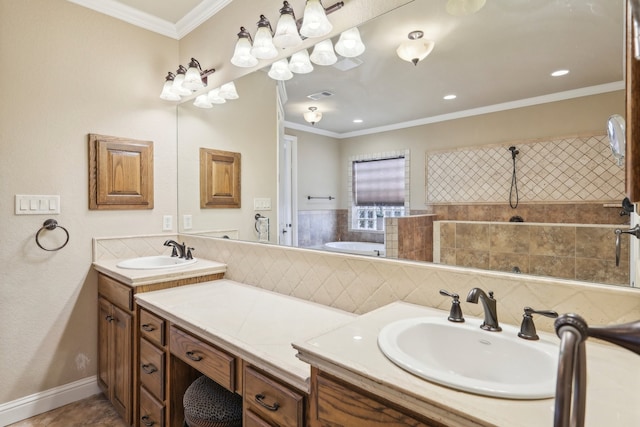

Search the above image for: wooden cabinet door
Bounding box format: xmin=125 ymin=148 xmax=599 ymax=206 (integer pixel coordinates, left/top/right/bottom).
xmin=97 ymin=297 xmax=111 ymax=394
xmin=111 ymin=305 xmax=132 ymax=425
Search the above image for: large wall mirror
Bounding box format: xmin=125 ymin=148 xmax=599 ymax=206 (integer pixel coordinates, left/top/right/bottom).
xmin=178 ymin=0 xmax=635 ymax=288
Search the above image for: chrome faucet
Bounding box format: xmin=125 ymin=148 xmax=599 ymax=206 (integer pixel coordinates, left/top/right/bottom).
xmin=164 ymin=240 xmax=186 ymax=258
xmin=466 ymin=288 xmax=501 ymax=331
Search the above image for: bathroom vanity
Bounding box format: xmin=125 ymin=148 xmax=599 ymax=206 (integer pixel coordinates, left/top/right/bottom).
xmin=92 ymin=258 xmax=227 ymax=425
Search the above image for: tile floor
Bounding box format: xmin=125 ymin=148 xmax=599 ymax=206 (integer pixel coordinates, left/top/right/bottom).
xmin=7 ymin=394 xmax=127 ymax=427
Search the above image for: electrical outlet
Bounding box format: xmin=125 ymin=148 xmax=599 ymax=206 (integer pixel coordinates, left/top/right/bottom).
xmin=183 ymin=214 xmax=193 ymax=230
xmin=162 ymin=215 xmax=173 ymax=231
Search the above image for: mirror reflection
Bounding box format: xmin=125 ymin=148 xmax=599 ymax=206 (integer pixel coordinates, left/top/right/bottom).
xmin=178 ymin=0 xmax=634 ymax=287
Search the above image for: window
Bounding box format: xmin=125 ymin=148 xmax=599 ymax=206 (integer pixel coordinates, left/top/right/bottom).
xmin=349 ymin=152 xmax=409 ymax=231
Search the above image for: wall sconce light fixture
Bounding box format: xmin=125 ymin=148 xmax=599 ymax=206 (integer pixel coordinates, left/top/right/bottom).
xmin=251 ymin=15 xmax=278 ymax=60
xmin=300 ymin=0 xmax=333 ymax=38
xmin=231 ymin=27 xmax=259 ymax=67
xmin=310 ymin=39 xmax=337 ymax=66
xmin=303 ymin=106 xmax=322 ymax=125
xmin=268 ymin=58 xmax=294 ymax=81
xmin=396 ymin=31 xmax=435 ymax=66
xmin=159 ymin=58 xmax=215 ymax=101
xmin=334 ymin=27 xmax=365 ymax=58
xmin=288 ymin=49 xmax=314 ymax=74
xmin=273 ymin=1 xmax=302 ymax=49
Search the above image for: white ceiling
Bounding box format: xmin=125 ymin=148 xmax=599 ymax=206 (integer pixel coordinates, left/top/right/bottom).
xmin=67 ymin=0 xmax=625 ymax=137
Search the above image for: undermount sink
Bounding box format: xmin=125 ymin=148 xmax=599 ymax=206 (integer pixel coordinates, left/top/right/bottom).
xmin=378 ymin=316 xmax=559 ymax=399
xmin=116 ymin=255 xmax=197 ymax=270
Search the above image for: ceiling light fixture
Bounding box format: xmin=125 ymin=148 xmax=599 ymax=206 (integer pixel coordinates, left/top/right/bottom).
xmin=159 ymin=58 xmax=215 ymax=101
xmin=300 ymin=0 xmax=333 ymax=38
xmin=443 ymin=94 xmax=457 ymax=100
xmin=310 ymin=39 xmax=338 ymax=66
xmin=273 ymin=1 xmax=303 ymax=49
xmin=303 ymin=106 xmax=322 ymax=125
xmin=250 ymin=15 xmax=278 ymax=60
xmin=231 ymin=27 xmax=259 ymax=67
xmin=551 ymin=69 xmax=570 ymax=77
xmin=334 ymin=27 xmax=366 ymax=58
xmin=396 ymin=31 xmax=435 ymax=66
xmin=446 ymin=0 xmax=486 ymax=16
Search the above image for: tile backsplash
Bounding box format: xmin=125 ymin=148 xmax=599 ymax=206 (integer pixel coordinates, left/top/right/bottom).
xmin=93 ymin=235 xmax=640 ymax=334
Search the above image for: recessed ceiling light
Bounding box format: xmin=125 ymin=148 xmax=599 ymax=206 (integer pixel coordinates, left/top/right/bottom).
xmin=443 ymin=94 xmax=457 ymax=100
xmin=551 ymin=69 xmax=570 ymax=77
xmin=353 ymin=119 xmax=363 ymax=123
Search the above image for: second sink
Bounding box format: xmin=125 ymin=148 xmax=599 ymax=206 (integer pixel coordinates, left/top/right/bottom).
xmin=377 ymin=316 xmax=558 ymax=399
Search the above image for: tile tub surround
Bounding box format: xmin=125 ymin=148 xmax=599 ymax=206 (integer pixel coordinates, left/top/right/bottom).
xmin=297 ymin=209 xmax=383 ymax=248
xmin=434 ymin=221 xmax=630 ymax=286
xmin=93 ymin=235 xmax=640 ymax=333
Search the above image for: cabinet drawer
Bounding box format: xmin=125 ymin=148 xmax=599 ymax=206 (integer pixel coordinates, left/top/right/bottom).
xmin=140 ymin=338 xmax=165 ymax=401
xmin=139 ymin=386 xmax=164 ymax=427
xmin=244 ymin=366 xmax=304 ymax=427
xmin=98 ymin=274 xmax=132 ymax=311
xmin=169 ymin=325 xmax=235 ymax=392
xmin=245 ymin=409 xmax=273 ymax=427
xmin=140 ymin=309 xmax=165 ymax=347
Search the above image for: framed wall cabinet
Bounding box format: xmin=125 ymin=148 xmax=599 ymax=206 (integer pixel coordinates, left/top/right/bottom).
xmin=89 ymin=134 xmax=154 ymax=210
xmin=200 ymin=148 xmax=241 ymax=208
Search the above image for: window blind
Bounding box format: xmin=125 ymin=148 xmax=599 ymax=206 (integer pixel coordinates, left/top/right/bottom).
xmin=353 ymin=157 xmax=405 ymax=206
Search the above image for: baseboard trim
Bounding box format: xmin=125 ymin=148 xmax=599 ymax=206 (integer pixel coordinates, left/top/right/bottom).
xmin=0 ymin=376 xmax=101 ymax=426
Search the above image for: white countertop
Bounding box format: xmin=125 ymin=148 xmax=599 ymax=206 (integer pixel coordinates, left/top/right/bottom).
xmin=92 ymin=258 xmax=227 ymax=286
xmin=293 ymin=301 xmax=640 ymax=427
xmin=134 ymin=280 xmax=356 ymax=392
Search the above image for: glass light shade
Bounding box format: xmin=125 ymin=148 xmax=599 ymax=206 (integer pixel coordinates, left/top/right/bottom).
xmin=183 ymin=66 xmax=205 ymax=91
xmin=446 ymin=0 xmax=486 ymax=16
xmin=268 ymin=59 xmax=293 ymax=80
xmin=303 ymin=107 xmax=322 ymax=125
xmin=219 ymin=82 xmax=239 ymax=99
xmin=208 ymin=88 xmax=227 ymax=104
xmin=231 ymin=36 xmax=259 ymax=68
xmin=396 ymin=38 xmax=435 ymax=66
xmin=310 ymin=39 xmax=337 ymax=66
xmin=288 ymin=50 xmax=314 ymax=74
xmin=251 ymin=26 xmax=278 ymax=60
xmin=194 ymin=94 xmax=213 ymax=108
xmin=335 ymin=27 xmax=365 ymax=58
xmin=171 ymin=73 xmax=193 ymax=96
xmin=160 ymin=80 xmax=180 ymax=101
xmin=273 ymin=12 xmax=302 ymax=48
xmin=300 ymin=0 xmax=332 ymax=38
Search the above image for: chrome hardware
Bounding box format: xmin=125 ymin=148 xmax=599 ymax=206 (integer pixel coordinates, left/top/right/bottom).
xmin=554 ymin=314 xmax=640 ymax=427
xmin=439 ymin=289 xmax=464 ymax=323
xmin=614 ymin=225 xmax=640 ymax=266
xmin=466 ymin=288 xmax=501 ymax=331
xmin=518 ymin=307 xmax=558 ymax=340
xmin=255 ymin=394 xmax=280 ymax=411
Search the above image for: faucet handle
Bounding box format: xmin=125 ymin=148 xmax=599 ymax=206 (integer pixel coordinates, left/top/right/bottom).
xmin=170 ymin=246 xmax=179 ymax=257
xmin=439 ymin=289 xmax=464 ymax=323
xmin=518 ymin=307 xmax=559 ymax=340
xmin=186 ymin=247 xmax=195 ymax=260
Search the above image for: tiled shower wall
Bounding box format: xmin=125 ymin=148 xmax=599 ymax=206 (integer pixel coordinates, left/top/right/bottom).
xmin=93 ymin=235 xmax=640 ymax=334
xmin=434 ymin=221 xmax=629 ymax=286
xmin=297 ymin=210 xmax=383 ymax=248
xmin=426 ymin=134 xmax=625 ymax=204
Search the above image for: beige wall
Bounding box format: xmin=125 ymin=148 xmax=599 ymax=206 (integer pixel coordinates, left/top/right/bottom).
xmin=178 ymin=72 xmax=278 ymax=242
xmin=0 ymin=0 xmax=178 ymax=404
xmin=340 ymin=91 xmax=625 ymax=209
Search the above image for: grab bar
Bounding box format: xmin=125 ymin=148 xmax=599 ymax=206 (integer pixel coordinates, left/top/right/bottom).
xmin=553 ymin=314 xmax=640 ymax=427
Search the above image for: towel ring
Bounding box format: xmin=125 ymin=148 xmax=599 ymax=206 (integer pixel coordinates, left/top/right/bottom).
xmin=35 ymin=219 xmax=69 ymax=251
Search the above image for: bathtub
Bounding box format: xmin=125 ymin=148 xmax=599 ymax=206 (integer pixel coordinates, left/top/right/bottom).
xmin=323 ymin=241 xmax=385 ymax=257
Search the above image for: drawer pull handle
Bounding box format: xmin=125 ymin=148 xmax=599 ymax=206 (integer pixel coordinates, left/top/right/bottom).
xmin=255 ymin=393 xmax=280 ymax=411
xmin=141 ymin=363 xmax=157 ymax=374
xmin=105 ymin=315 xmax=115 ymax=323
xmin=141 ymin=415 xmax=155 ymax=426
xmin=141 ymin=324 xmax=155 ymax=332
xmin=185 ymin=351 xmax=203 ymax=361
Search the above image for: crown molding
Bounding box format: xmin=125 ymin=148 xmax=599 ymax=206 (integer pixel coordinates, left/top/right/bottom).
xmin=67 ymin=0 xmax=232 ymax=40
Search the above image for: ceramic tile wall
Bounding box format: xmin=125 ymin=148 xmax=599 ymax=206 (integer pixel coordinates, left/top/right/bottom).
xmin=385 ymin=215 xmax=436 ymax=262
xmin=434 ymin=221 xmax=629 ymax=286
xmin=426 ymin=135 xmax=625 ymax=204
xmin=297 ymin=210 xmax=383 ymax=248
xmin=93 ymin=235 xmax=640 ymax=333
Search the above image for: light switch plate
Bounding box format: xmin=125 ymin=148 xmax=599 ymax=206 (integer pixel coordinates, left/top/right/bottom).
xmin=15 ymin=195 xmax=60 ymax=215
xmin=253 ymin=197 xmax=272 ymax=211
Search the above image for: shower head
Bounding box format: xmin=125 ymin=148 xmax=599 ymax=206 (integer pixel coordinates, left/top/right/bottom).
xmin=508 ymin=146 xmax=519 ymax=159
